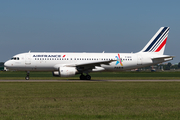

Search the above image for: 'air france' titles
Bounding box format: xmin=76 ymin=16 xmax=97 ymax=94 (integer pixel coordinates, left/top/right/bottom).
xmin=33 ymin=55 xmax=62 ymax=57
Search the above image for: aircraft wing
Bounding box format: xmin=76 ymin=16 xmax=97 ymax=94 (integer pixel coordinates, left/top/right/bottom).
xmin=65 ymin=60 xmax=116 ymax=71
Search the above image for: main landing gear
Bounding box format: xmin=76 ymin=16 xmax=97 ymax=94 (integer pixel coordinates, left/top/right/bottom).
xmin=25 ymin=71 xmax=30 ymax=80
xmin=80 ymin=74 xmax=91 ymax=80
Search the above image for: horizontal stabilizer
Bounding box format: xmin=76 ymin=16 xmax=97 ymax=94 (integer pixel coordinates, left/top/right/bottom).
xmin=151 ymin=55 xmax=175 ymax=62
xmin=151 ymin=55 xmax=175 ymax=60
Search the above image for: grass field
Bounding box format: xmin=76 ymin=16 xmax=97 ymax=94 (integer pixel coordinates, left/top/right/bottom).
xmin=0 ymin=82 xmax=180 ymax=120
xmin=1 ymin=71 xmax=180 ymax=119
xmin=1 ymin=71 xmax=180 ymax=80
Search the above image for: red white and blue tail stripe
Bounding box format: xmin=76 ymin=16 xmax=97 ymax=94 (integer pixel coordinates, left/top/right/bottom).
xmin=140 ymin=27 xmax=170 ymax=55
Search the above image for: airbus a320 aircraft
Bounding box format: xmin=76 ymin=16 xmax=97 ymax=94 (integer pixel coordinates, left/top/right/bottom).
xmin=4 ymin=27 xmax=174 ymax=80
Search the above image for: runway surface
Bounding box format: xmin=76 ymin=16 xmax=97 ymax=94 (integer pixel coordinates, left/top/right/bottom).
xmin=0 ymin=79 xmax=180 ymax=82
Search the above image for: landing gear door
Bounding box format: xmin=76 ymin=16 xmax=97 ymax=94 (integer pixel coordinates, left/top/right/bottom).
xmin=137 ymin=55 xmax=142 ymax=65
xmin=25 ymin=54 xmax=31 ymax=65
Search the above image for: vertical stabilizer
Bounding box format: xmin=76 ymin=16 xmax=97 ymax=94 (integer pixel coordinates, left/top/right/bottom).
xmin=140 ymin=27 xmax=170 ymax=55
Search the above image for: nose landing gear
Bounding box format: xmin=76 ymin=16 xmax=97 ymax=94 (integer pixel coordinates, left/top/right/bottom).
xmin=25 ymin=71 xmax=30 ymax=80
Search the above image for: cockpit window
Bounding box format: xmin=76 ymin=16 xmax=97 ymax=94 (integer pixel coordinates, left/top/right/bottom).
xmin=11 ymin=57 xmax=20 ymax=60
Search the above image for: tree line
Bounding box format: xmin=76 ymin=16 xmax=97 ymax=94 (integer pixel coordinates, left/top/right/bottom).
xmin=163 ymin=62 xmax=180 ymax=70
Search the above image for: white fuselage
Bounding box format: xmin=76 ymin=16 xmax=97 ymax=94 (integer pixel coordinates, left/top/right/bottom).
xmin=4 ymin=52 xmax=165 ymax=72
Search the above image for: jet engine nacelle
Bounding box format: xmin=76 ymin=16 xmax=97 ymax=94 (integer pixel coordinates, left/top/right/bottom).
xmin=52 ymin=67 xmax=77 ymax=77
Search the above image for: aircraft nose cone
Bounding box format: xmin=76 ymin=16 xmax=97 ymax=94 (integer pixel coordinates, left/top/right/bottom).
xmin=4 ymin=61 xmax=11 ymax=68
xmin=4 ymin=62 xmax=8 ymax=67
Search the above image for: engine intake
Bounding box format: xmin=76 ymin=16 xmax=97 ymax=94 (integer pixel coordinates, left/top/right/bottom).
xmin=52 ymin=67 xmax=77 ymax=77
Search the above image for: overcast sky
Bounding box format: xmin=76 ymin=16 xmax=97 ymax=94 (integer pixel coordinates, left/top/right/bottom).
xmin=1 ymin=1 xmax=180 ymax=63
